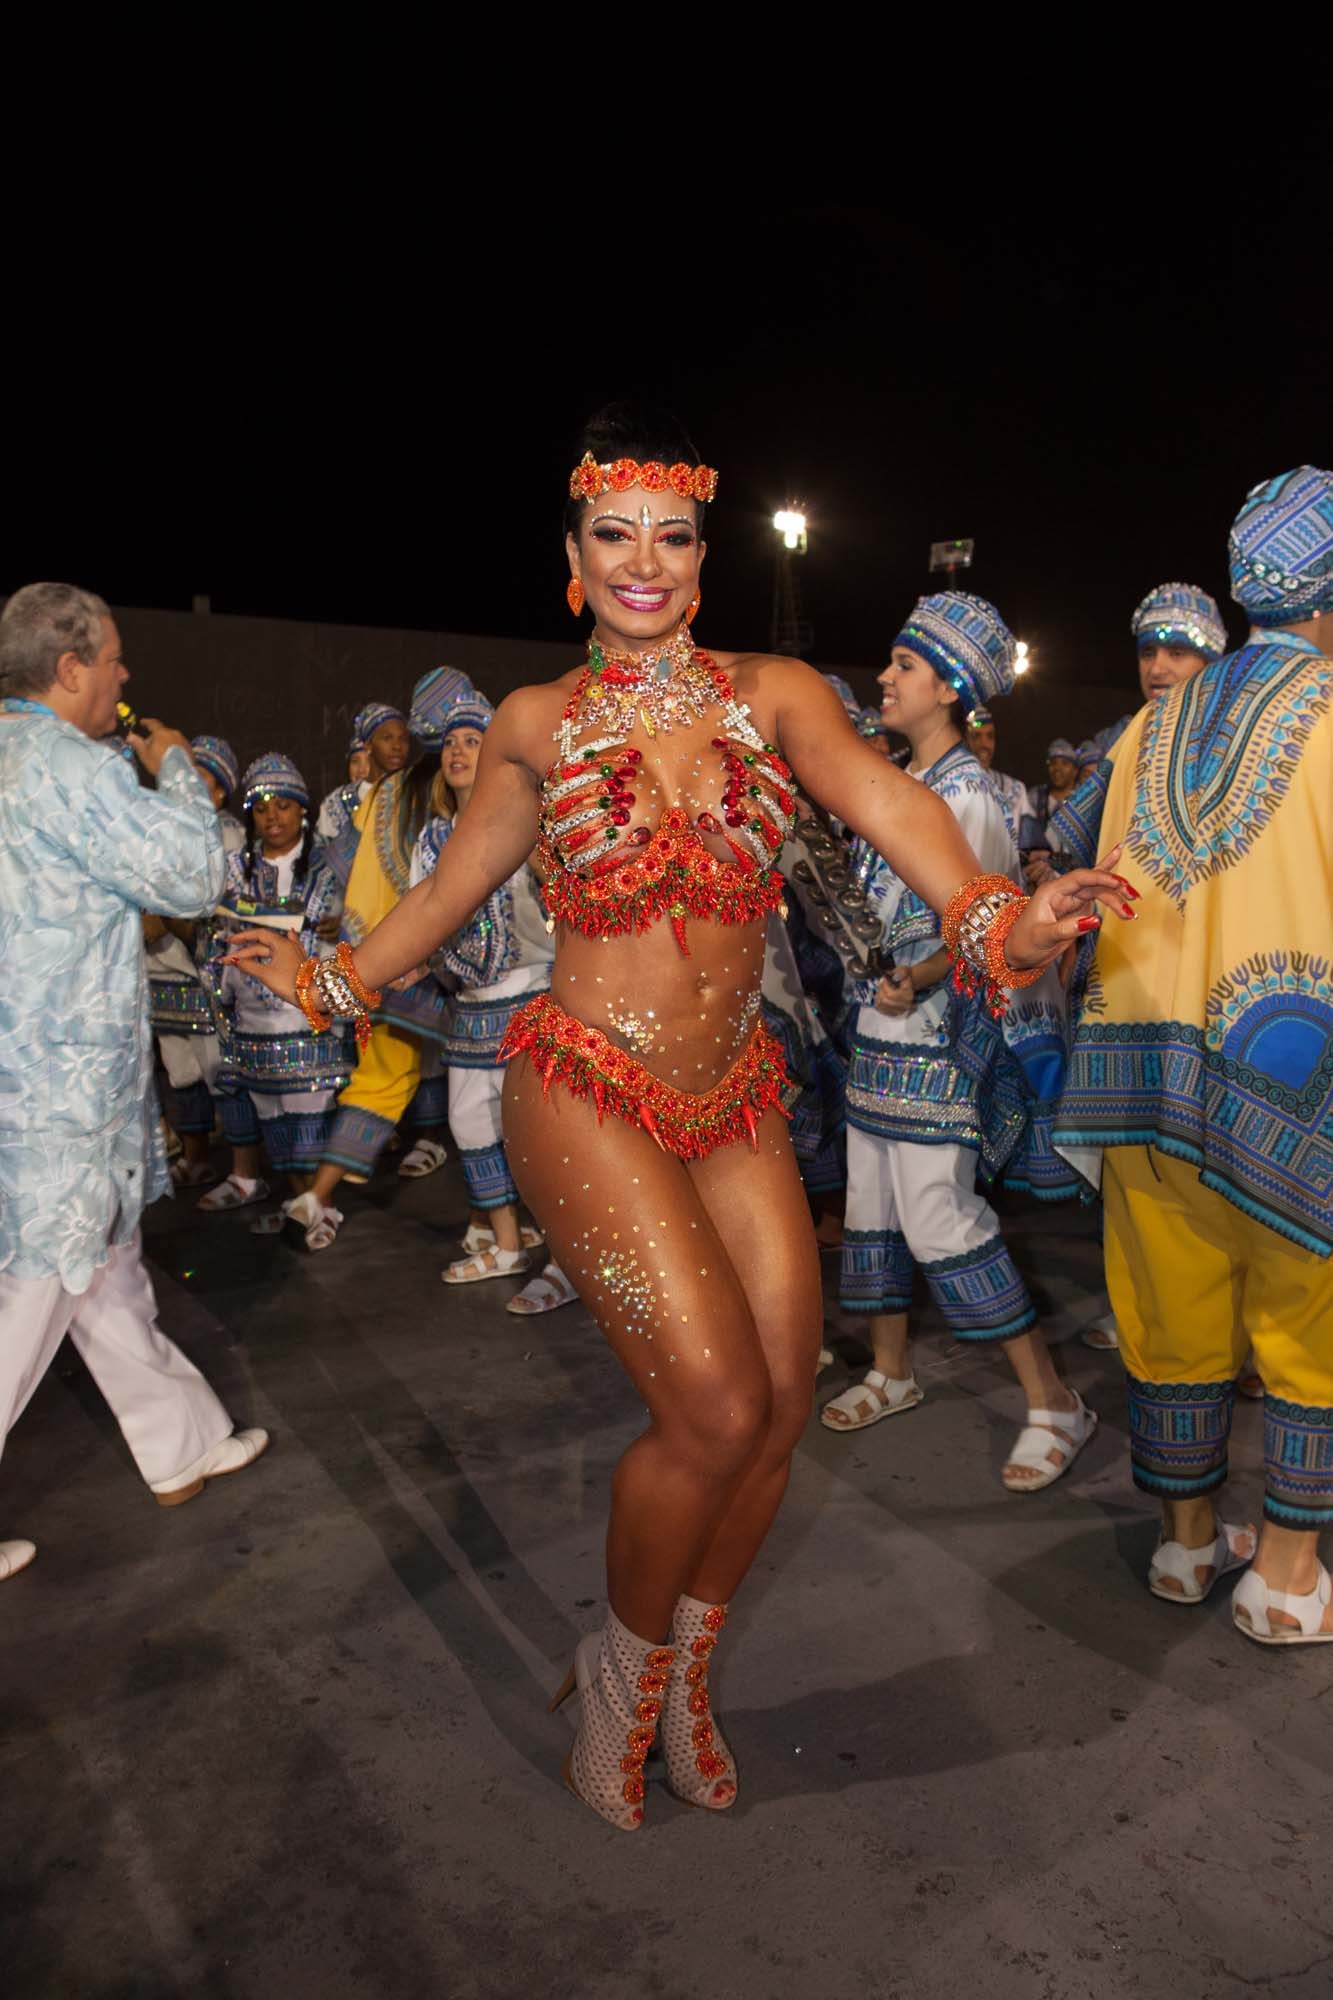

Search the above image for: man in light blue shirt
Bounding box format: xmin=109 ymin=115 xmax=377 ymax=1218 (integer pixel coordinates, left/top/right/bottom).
xmin=0 ymin=582 xmax=269 ymax=1583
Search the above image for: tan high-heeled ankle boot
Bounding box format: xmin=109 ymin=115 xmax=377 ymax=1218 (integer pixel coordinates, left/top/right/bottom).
xmin=549 ymin=1610 xmax=675 ymax=1831
xmin=662 ymin=1594 xmax=736 ymax=1810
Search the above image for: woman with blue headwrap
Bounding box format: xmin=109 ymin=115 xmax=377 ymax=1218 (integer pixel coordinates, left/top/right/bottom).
xmin=406 ymin=671 xmax=558 ymax=1303
xmin=821 ymin=592 xmax=1097 ymax=1493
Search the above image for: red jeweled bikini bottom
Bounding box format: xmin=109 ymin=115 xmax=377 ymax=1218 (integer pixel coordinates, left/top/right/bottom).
xmin=499 ymin=992 xmax=791 ymax=1160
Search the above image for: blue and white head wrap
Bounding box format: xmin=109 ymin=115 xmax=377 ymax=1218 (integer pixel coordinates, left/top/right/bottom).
xmin=191 ymin=734 xmax=239 ymax=796
xmin=1047 ymin=738 xmax=1077 ymax=763
xmin=409 ymin=667 xmax=494 ymax=746
xmin=893 ymin=592 xmax=1016 ymax=714
xmin=351 ymin=701 xmax=407 ymax=751
xmin=1228 ymin=466 xmax=1333 ymax=628
xmin=1075 ymin=740 xmax=1101 ymax=767
xmin=1131 ymin=581 xmax=1227 ymax=660
xmin=967 ymin=704 xmax=995 ymax=731
xmin=242 ymin=752 xmax=309 ymax=812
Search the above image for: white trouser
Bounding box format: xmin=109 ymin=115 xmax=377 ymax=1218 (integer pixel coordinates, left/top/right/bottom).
xmin=158 ymin=1030 xmax=221 ymax=1092
xmin=0 ymin=1234 xmax=232 ymax=1489
xmin=843 ymin=1128 xmax=1002 ymax=1259
xmin=447 ymin=1065 xmax=504 ymax=1151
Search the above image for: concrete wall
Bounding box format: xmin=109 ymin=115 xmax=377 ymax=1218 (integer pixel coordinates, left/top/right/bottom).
xmin=107 ymin=602 xmax=1133 ymax=805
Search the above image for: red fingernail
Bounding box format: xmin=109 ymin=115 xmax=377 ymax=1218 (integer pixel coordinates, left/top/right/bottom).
xmin=1077 ymin=916 xmax=1100 ymax=933
xmin=1113 ymin=876 xmax=1140 ymax=898
xmin=1120 ymin=902 xmax=1137 ymax=919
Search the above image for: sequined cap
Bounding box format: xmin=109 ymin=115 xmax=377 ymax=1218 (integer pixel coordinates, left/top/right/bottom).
xmin=967 ymin=705 xmax=995 ymax=730
xmin=241 ymin=752 xmax=308 ymax=811
xmin=191 ymin=734 xmax=239 ymax=796
xmin=1228 ymin=466 xmax=1333 ymax=626
xmin=1131 ymin=581 xmax=1227 ymax=660
xmin=351 ymin=701 xmax=407 ymax=750
xmin=893 ymin=592 xmax=1017 ymax=714
xmin=1047 ymin=738 xmax=1077 ymax=761
xmin=409 ymin=667 xmax=494 ymax=745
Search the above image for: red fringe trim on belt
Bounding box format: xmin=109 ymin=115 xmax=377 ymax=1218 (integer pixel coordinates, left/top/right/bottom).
xmin=499 ymin=992 xmax=791 ymax=1160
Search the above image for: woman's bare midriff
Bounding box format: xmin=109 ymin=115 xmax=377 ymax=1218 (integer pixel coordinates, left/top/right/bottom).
xmin=549 ymin=914 xmax=768 ymax=1091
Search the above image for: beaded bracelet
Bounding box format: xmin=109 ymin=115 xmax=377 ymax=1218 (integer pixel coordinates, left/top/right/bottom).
xmin=942 ymin=873 xmax=1044 ymax=1016
xmin=293 ymin=942 xmax=383 ymax=1050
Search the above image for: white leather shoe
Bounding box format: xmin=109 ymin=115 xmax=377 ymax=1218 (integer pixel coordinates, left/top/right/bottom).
xmin=0 ymin=1539 xmax=36 ymax=1581
xmin=150 ymin=1428 xmax=270 ymax=1507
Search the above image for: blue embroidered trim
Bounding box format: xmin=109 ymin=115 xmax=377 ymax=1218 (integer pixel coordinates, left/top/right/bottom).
xmin=149 ymin=982 xmax=216 ymax=1036
xmin=323 ymin=1103 xmax=398 ymax=1173
xmin=1056 ymin=1014 xmax=1333 ymax=1258
xmin=457 ymin=1141 xmax=518 ymax=1209
xmin=1125 ymin=1375 xmax=1233 ymax=1497
xmin=844 ymin=1032 xmax=981 ymax=1148
xmin=1264 ymin=1393 xmax=1333 ymax=1525
xmin=442 ymin=986 xmax=547 ymax=1066
xmin=918 ymin=1236 xmax=1035 ymax=1341
xmin=257 ymin=1108 xmax=334 ymax=1175
xmin=838 ymin=1226 xmax=914 ymax=1314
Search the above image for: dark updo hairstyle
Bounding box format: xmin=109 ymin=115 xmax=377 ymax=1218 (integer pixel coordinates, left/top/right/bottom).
xmin=563 ymin=400 xmax=709 ymax=543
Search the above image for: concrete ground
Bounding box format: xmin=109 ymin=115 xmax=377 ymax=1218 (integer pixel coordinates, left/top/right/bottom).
xmin=3 ymin=1156 xmax=1332 ymax=2000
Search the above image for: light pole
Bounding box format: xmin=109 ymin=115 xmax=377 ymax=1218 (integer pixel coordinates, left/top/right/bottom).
xmin=771 ymin=507 xmax=812 ymax=656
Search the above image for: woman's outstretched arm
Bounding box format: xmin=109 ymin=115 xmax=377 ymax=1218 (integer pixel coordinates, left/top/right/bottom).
xmin=223 ymin=691 xmax=544 ymax=1003
xmin=770 ymin=661 xmax=1130 ymax=969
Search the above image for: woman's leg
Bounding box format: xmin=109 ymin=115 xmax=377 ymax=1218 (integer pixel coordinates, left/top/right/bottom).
xmin=681 ymin=1112 xmax=823 ymax=1603
xmin=504 ymin=1061 xmax=775 ymax=1644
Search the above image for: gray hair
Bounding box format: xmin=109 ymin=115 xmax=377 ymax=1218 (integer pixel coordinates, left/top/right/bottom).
xmin=0 ymin=581 xmax=112 ymax=699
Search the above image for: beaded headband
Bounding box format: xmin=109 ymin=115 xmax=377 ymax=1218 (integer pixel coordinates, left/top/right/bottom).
xmin=569 ymin=453 xmax=719 ymax=505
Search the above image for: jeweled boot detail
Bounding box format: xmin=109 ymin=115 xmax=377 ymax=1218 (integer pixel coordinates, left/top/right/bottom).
xmin=663 ymin=1595 xmax=737 ymax=1810
xmin=552 ymin=1610 xmax=674 ymax=1831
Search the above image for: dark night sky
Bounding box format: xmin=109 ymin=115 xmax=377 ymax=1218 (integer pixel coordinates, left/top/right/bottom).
xmin=7 ymin=16 xmax=1331 ymax=694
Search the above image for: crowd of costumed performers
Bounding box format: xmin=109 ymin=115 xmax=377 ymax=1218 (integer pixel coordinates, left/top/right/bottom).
xmin=6 ymin=422 xmax=1330 ymax=1819
xmin=214 ymin=401 xmax=1133 ymax=1836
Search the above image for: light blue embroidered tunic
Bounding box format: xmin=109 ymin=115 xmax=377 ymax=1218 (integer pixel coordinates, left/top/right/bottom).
xmin=0 ymin=704 xmax=225 ymax=1291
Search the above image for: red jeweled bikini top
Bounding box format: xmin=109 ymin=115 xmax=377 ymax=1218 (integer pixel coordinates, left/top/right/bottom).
xmin=537 ymin=632 xmax=796 ymax=955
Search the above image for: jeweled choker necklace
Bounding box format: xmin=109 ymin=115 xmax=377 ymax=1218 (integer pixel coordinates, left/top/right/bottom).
xmin=558 ymin=625 xmax=720 ymax=752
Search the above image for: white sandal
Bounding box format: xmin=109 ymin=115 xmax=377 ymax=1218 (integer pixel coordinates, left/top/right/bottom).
xmin=398 ymin=1137 xmax=448 ymax=1179
xmin=283 ymin=1191 xmax=344 ymax=1252
xmin=198 ymin=1173 xmax=270 ymax=1212
xmin=1080 ymin=1312 xmax=1121 ymax=1352
xmin=1233 ymin=1561 xmax=1333 ymax=1646
xmin=820 ymin=1369 xmax=924 ymax=1432
xmin=506 ymin=1263 xmax=578 ymax=1315
xmin=1148 ymin=1519 xmax=1256 ymax=1604
xmin=1002 ymin=1391 xmax=1098 ymax=1492
xmin=460 ymin=1222 xmax=544 ymax=1255
xmin=442 ymin=1246 xmax=530 ymax=1284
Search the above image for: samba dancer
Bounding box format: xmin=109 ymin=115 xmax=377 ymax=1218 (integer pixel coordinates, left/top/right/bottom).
xmin=225 ymin=407 xmax=1126 ymax=1832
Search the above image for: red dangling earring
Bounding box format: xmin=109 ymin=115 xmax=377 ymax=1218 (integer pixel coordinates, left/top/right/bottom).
xmin=686 ymin=589 xmax=701 ymax=625
xmin=566 ymin=577 xmax=585 ymax=617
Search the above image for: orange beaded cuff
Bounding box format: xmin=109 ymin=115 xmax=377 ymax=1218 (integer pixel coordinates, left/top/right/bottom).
xmin=294 ymin=944 xmax=384 ymax=1052
xmin=942 ymin=873 xmax=1042 ymax=1017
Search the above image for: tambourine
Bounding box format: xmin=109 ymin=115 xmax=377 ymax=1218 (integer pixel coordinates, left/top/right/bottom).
xmin=789 ymin=816 xmax=895 ymax=983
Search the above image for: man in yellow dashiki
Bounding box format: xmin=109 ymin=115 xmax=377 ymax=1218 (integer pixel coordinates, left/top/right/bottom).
xmin=1054 ymin=466 xmax=1333 ymax=1645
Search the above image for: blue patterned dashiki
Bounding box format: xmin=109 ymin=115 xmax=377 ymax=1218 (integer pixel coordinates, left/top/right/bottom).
xmin=1054 ymin=633 xmax=1333 ymax=1255
xmin=0 ymin=704 xmax=225 ymax=1291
